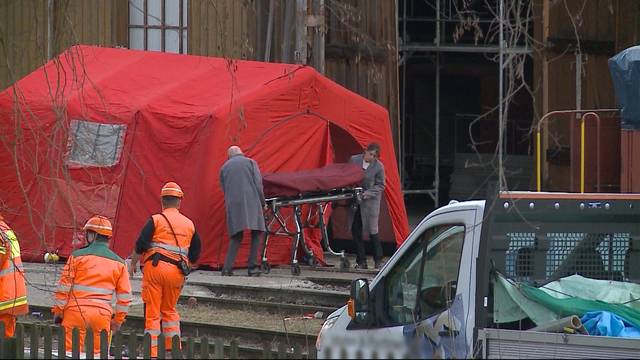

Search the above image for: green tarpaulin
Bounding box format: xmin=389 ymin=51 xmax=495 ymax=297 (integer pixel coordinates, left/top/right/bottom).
xmin=493 ymin=273 xmax=640 ymax=328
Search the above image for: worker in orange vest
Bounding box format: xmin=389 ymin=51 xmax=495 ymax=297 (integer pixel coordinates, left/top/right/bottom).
xmin=0 ymin=214 xmax=28 ymax=337
xmin=52 ymin=215 xmax=132 ymax=355
xmin=129 ymin=182 xmax=201 ymax=357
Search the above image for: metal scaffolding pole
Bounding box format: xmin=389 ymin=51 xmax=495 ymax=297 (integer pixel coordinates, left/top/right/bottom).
xmin=434 ymin=0 xmax=440 ymax=206
xmin=401 ymin=0 xmax=407 ymax=189
xmin=498 ymin=0 xmax=505 ymax=190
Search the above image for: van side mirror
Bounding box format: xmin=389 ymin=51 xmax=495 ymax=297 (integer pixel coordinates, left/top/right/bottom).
xmin=348 ymin=278 xmax=370 ymax=321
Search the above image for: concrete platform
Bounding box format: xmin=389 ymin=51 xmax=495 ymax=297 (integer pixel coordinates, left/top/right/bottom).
xmin=21 ymin=259 xmax=374 ymax=310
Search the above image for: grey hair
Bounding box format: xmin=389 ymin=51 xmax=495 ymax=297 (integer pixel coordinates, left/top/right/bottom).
xmin=227 ymin=145 xmax=243 ymax=157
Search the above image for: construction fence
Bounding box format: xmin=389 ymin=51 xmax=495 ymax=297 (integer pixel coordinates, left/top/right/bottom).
xmin=0 ymin=322 xmax=318 ymax=359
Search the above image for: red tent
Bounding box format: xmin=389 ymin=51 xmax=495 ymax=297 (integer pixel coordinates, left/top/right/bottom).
xmin=0 ymin=45 xmax=409 ymax=268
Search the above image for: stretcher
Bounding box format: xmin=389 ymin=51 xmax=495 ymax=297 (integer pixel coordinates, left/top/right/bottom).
xmin=261 ymin=163 xmax=364 ymax=275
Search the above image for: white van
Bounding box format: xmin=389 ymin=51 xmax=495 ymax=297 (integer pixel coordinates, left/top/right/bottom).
xmin=316 ymin=192 xmax=640 ymax=358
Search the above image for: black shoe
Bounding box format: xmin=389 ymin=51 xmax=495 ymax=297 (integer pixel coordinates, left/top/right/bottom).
xmin=248 ymin=267 xmax=262 ymax=277
xmin=221 ymin=269 xmax=234 ymax=276
xmin=354 ymin=262 xmax=368 ymax=270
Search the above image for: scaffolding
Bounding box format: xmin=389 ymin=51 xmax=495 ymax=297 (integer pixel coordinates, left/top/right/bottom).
xmin=398 ymin=0 xmax=532 ymax=205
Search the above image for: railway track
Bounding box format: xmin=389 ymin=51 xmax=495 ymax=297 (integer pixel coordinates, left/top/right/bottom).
xmin=187 ymin=281 xmax=348 ymax=308
xmin=27 ymin=280 xmax=346 ymax=314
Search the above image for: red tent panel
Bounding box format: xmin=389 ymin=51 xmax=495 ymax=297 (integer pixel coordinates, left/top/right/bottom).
xmin=0 ymin=45 xmax=409 ymax=268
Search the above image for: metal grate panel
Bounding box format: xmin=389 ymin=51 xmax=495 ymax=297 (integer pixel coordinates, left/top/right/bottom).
xmin=546 ymin=232 xmax=630 ymax=281
xmin=545 ymin=232 xmax=584 ymax=278
xmin=505 ymin=232 xmax=535 ymax=282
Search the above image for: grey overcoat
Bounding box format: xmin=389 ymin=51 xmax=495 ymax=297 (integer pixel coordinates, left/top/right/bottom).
xmin=347 ymin=154 xmax=385 ymax=235
xmin=219 ymin=154 xmax=266 ymax=236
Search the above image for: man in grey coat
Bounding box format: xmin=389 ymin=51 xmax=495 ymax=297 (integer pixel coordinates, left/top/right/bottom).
xmin=220 ymin=146 xmax=266 ymax=276
xmin=348 ymin=142 xmax=385 ymax=269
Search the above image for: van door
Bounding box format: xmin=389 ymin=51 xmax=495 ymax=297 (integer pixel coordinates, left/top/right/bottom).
xmin=340 ymin=208 xmax=478 ymax=358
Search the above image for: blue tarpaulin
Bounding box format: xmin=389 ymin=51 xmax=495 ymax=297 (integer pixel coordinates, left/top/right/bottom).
xmin=581 ymin=311 xmax=640 ymax=338
xmin=609 ymin=46 xmax=640 ymax=129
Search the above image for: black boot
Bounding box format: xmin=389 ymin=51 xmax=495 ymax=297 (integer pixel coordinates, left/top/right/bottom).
xmin=370 ymin=233 xmax=383 ymax=269
xmin=248 ymin=267 xmax=262 ymax=277
xmin=221 ymin=269 xmax=234 ymax=276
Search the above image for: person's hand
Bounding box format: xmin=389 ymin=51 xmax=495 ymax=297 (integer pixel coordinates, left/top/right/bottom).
xmin=263 ymin=204 xmax=268 ymax=211
xmin=53 ymin=314 xmax=63 ymax=324
xmin=110 ymin=319 xmax=121 ymax=333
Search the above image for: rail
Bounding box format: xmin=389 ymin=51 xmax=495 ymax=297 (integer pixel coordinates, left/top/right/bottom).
xmin=536 ymin=109 xmax=619 ymax=192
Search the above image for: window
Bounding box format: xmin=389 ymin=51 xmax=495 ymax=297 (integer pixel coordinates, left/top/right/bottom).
xmin=384 ymin=225 xmax=465 ymax=324
xmin=129 ymin=0 xmax=188 ymax=54
xmin=67 ymin=120 xmax=126 ymax=167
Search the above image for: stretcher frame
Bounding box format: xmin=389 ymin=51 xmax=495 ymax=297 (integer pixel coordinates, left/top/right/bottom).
xmin=261 ymin=187 xmax=363 ymax=275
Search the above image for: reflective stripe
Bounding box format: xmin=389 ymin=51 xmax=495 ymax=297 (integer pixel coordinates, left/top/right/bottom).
xmin=0 ymin=264 xmax=23 ymax=276
xmin=86 ymin=298 xmax=112 ymax=304
xmin=56 ymin=284 xmax=71 ymax=293
xmin=87 ymin=224 xmax=112 ymax=231
xmin=150 ymin=242 xmax=188 ymax=255
xmin=150 ymin=338 xmax=158 ymax=346
xmin=161 ymin=321 xmax=180 ymax=329
xmin=115 ymin=304 xmax=129 ymax=313
xmin=162 ymin=187 xmax=182 ymax=193
xmin=0 ymin=296 xmax=27 ymax=311
xmin=68 ymin=284 xmax=114 ymax=295
xmin=116 ymin=293 xmax=132 ymax=301
xmin=163 ymin=331 xmax=181 ymax=338
xmin=145 ymin=329 xmax=161 ymax=336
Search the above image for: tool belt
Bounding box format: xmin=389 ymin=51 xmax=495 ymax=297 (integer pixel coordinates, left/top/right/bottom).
xmin=145 ymin=252 xmax=190 ymax=276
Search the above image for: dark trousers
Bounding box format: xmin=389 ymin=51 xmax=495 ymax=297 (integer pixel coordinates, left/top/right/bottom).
xmin=352 ymin=207 xmax=383 ymax=265
xmin=223 ymin=230 xmax=262 ymax=271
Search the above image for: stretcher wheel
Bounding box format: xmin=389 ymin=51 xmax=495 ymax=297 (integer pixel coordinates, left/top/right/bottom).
xmin=261 ymin=261 xmax=271 ymax=274
xmin=339 ymin=257 xmax=350 ymax=271
xmin=291 ymin=264 xmax=301 ymax=276
xmin=307 ymin=256 xmax=317 ymax=267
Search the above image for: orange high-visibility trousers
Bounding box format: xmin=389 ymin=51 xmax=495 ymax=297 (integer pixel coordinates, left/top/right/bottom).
xmin=61 ymin=306 xmax=111 ymax=355
xmin=0 ymin=314 xmax=16 ymax=337
xmin=142 ymin=260 xmax=184 ymax=357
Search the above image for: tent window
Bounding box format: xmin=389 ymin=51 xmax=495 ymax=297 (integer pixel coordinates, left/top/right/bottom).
xmin=129 ymin=0 xmax=188 ymax=54
xmin=67 ymin=120 xmax=126 ymax=167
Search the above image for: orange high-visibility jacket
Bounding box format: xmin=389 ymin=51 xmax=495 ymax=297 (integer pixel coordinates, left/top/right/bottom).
xmin=142 ymin=208 xmax=195 ymax=264
xmin=0 ymin=220 xmax=28 ymax=316
xmin=53 ymin=240 xmax=132 ymax=324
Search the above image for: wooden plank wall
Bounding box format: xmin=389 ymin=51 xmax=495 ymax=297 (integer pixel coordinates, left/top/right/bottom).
xmin=52 ymin=0 xmax=127 ymax=54
xmin=189 ymin=0 xmax=399 ymax=151
xmin=189 ymin=0 xmax=258 ymax=59
xmin=0 ymin=0 xmax=127 ymax=90
xmin=0 ymin=0 xmax=49 ymax=89
xmin=538 ymin=0 xmax=640 ymax=191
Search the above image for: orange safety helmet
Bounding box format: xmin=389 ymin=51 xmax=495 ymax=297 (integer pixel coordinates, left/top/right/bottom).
xmin=83 ymin=215 xmax=113 ymax=237
xmin=160 ymin=182 xmax=184 ymax=198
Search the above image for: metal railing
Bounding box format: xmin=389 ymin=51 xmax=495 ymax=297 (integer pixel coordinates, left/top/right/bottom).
xmin=0 ymin=322 xmax=317 ymax=359
xmin=535 ymin=109 xmax=619 ymax=193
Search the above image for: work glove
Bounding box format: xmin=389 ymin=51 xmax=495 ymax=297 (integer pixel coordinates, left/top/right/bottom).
xmin=53 ymin=315 xmax=63 ymax=325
